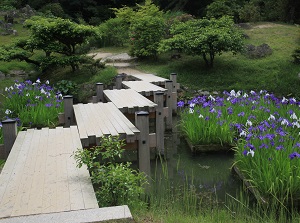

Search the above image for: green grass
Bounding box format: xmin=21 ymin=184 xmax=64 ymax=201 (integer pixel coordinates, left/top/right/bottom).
xmin=138 ymin=22 xmax=300 ymax=98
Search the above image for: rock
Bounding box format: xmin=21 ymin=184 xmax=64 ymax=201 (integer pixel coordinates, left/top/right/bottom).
xmin=8 ymin=70 xmax=26 ymax=76
xmin=0 ymin=71 xmax=6 ymax=79
xmin=244 ymin=43 xmax=272 ymax=59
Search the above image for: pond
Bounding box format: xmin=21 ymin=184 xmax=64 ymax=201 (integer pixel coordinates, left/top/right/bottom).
xmin=151 ymin=116 xmax=242 ymax=202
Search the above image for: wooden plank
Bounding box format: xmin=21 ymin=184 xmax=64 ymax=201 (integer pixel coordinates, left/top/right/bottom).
xmin=73 ymin=104 xmax=89 ymax=142
xmin=70 ymin=126 xmax=98 ymax=209
xmin=104 ymin=103 xmax=137 ymax=137
xmin=41 ymin=128 xmax=57 ymax=214
xmin=122 ymin=81 xmax=167 ymax=95
xmin=77 ymin=103 xmax=97 ymax=139
xmin=85 ymin=103 xmax=106 ymax=138
xmin=67 ymin=126 xmax=86 ymax=211
xmin=104 ymin=90 xmax=129 ymax=112
xmin=92 ymin=103 xmax=111 ymax=136
xmin=102 ymin=103 xmax=126 ymax=136
xmin=54 ymin=127 xmax=70 ymax=212
xmin=0 ymin=130 xmax=29 ymax=218
xmin=26 ymin=128 xmax=49 ymax=215
xmin=94 ymin=103 xmax=119 ymax=136
xmin=10 ymin=129 xmax=41 ymax=217
xmin=129 ymin=73 xmax=168 ymax=85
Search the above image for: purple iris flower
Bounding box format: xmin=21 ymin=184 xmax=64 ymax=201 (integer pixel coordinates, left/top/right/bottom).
xmin=238 ymin=112 xmax=245 ymax=117
xmin=177 ymin=101 xmax=185 ymax=108
xmin=276 ymin=145 xmax=284 ymax=150
xmin=289 ymin=152 xmax=300 ymax=160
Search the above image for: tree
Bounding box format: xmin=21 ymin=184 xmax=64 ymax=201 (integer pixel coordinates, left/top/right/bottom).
xmin=113 ymin=0 xmax=166 ymax=58
xmin=0 ymin=16 xmax=96 ymax=72
xmin=159 ymin=16 xmax=244 ymax=68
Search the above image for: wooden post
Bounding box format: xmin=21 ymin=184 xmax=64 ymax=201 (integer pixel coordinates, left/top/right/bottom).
xmin=2 ymin=119 xmax=17 ymax=158
xmin=58 ymin=113 xmax=65 ymax=125
xmin=63 ymin=95 xmax=74 ymax=127
xmin=96 ymin=83 xmax=104 ymax=102
xmin=154 ymin=91 xmax=164 ymax=156
xmin=165 ymin=80 xmax=173 ymax=130
xmin=135 ymin=111 xmax=150 ymax=179
xmin=170 ymin=73 xmax=178 ymax=114
xmin=115 ymin=75 xmax=122 ymax=90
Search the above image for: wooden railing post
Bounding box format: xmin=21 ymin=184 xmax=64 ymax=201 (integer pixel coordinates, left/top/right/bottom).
xmin=63 ymin=95 xmax=74 ymax=127
xmin=2 ymin=119 xmax=17 ymax=158
xmin=115 ymin=75 xmax=122 ymax=90
xmin=96 ymin=83 xmax=104 ymax=102
xmin=165 ymin=80 xmax=173 ymax=130
xmin=154 ymin=91 xmax=164 ymax=155
xmin=135 ymin=111 xmax=150 ymax=179
xmin=170 ymin=73 xmax=178 ymax=114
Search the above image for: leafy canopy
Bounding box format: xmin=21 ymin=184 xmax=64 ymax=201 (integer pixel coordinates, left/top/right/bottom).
xmin=159 ymin=16 xmax=244 ymax=67
xmin=0 ymin=16 xmax=96 ymax=72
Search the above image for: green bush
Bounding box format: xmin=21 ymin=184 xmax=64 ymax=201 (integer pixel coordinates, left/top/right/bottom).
xmin=55 ymin=80 xmax=78 ymax=97
xmin=74 ymin=136 xmax=147 ymax=207
xmin=206 ymin=0 xmax=240 ymax=22
xmin=292 ymin=48 xmax=300 ymax=64
xmin=130 ymin=16 xmax=165 ymax=58
xmin=239 ymin=2 xmax=261 ymax=22
xmin=97 ymin=18 xmax=129 ymax=47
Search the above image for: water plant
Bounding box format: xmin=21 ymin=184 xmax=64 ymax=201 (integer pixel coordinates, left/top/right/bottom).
xmin=178 ymin=90 xmax=300 ymax=203
xmin=1 ymin=79 xmax=63 ymax=128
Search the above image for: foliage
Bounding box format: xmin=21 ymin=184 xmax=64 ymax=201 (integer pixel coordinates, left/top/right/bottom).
xmin=205 ymin=0 xmax=241 ymax=22
xmin=40 ymin=3 xmax=68 ymax=18
xmin=130 ymin=16 xmax=165 ymax=58
xmin=89 ymin=66 xmax=117 ymax=86
xmin=113 ymin=0 xmax=166 ymax=58
xmin=238 ymin=1 xmax=261 ymax=22
xmin=74 ymin=135 xmax=147 ymax=208
xmin=178 ymin=90 xmax=300 ymax=202
xmin=292 ymin=48 xmax=300 ymax=64
xmin=97 ymin=18 xmax=129 ymax=47
xmin=0 ymin=16 xmax=97 ymax=72
xmin=55 ymin=80 xmax=78 ymax=97
xmin=0 ymin=79 xmax=63 ymax=128
xmin=159 ymin=16 xmax=244 ymax=67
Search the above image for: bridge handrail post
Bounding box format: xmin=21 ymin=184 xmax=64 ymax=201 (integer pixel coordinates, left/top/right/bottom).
xmin=63 ymin=95 xmax=74 ymax=127
xmin=135 ymin=111 xmax=150 ymax=182
xmin=165 ymin=80 xmax=173 ymax=130
xmin=2 ymin=119 xmax=17 ymax=158
xmin=154 ymin=91 xmax=164 ymax=156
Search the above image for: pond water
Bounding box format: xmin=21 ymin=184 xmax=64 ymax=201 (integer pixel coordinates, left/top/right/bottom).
xmin=151 ymin=116 xmax=242 ymax=202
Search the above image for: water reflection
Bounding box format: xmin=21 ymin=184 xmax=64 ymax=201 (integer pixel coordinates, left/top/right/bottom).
xmin=151 ymin=116 xmax=241 ymax=202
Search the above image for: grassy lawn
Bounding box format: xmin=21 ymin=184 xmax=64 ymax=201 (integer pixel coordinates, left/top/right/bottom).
xmin=138 ymin=22 xmax=300 ymax=98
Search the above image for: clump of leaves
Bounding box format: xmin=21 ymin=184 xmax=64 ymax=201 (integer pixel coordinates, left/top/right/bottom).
xmin=292 ymin=48 xmax=300 ymax=64
xmin=74 ymin=135 xmax=147 ymax=208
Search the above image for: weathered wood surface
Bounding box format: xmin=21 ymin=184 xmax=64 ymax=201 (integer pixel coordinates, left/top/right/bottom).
xmin=103 ymin=89 xmax=157 ymax=114
xmin=128 ymin=73 xmax=168 ymax=85
xmin=0 ymin=126 xmax=98 ymax=219
xmin=122 ymin=81 xmax=167 ymax=96
xmin=73 ymin=102 xmax=140 ymax=146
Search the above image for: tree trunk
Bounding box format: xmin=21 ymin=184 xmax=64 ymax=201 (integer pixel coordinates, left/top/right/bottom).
xmin=202 ymin=53 xmax=214 ymax=68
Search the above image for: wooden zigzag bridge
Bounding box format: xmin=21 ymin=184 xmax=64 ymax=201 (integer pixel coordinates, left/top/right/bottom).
xmin=0 ymin=72 xmax=179 ymax=222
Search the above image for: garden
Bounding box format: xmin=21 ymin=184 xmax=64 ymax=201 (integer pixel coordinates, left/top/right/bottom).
xmin=0 ymin=0 xmax=300 ymax=222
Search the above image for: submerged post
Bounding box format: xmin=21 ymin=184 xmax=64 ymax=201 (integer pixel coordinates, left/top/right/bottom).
xmin=2 ymin=119 xmax=17 ymax=158
xmin=115 ymin=75 xmax=122 ymax=90
xmin=96 ymin=83 xmax=104 ymax=102
xmin=63 ymin=95 xmax=74 ymax=127
xmin=154 ymin=91 xmax=164 ymax=156
xmin=170 ymin=73 xmax=178 ymax=114
xmin=165 ymin=80 xmax=173 ymax=130
xmin=135 ymin=111 xmax=150 ymax=179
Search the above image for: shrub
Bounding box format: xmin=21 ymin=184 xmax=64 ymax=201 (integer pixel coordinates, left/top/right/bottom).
xmin=130 ymin=16 xmax=165 ymax=58
xmin=239 ymin=2 xmax=261 ymax=22
xmin=292 ymin=48 xmax=300 ymax=64
xmin=206 ymin=0 xmax=240 ymax=22
xmin=97 ymin=18 xmax=130 ymax=47
xmin=74 ymin=135 xmax=147 ymax=207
